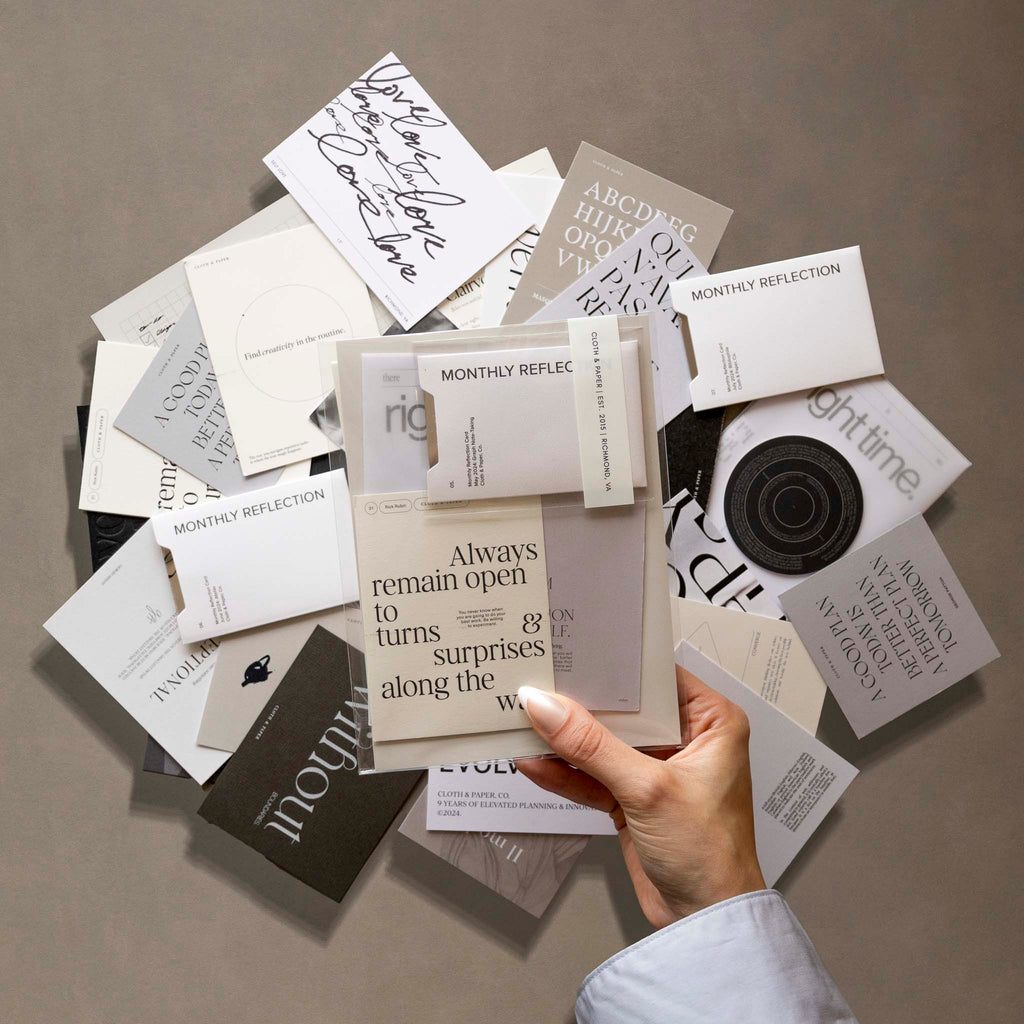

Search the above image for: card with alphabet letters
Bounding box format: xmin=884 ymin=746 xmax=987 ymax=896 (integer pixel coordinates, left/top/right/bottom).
xmin=198 ymin=626 xmax=420 ymax=901
xmin=352 ymin=491 xmax=555 ymax=742
xmin=264 ymin=53 xmax=533 ymax=329
xmin=502 ymin=141 xmax=731 ymax=326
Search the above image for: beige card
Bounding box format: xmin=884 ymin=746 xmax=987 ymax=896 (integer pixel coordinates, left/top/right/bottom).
xmin=196 ymin=606 xmax=357 ymax=753
xmin=502 ymin=142 xmax=732 ymax=325
xmin=675 ymin=599 xmax=826 ymax=734
xmin=354 ymin=492 xmax=554 ymax=741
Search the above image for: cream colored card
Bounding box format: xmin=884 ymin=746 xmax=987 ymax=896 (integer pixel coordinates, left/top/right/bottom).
xmin=353 ymin=491 xmax=554 ymax=742
xmin=674 ymin=599 xmax=826 ymax=734
xmin=80 ymin=341 xmax=220 ymax=518
xmin=185 ymin=223 xmax=378 ymax=475
xmin=197 ymin=605 xmax=356 ymax=753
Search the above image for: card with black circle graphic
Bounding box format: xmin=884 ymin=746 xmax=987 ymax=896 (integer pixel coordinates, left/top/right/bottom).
xmin=185 ymin=223 xmax=378 ymax=475
xmin=706 ymin=378 xmax=970 ymax=602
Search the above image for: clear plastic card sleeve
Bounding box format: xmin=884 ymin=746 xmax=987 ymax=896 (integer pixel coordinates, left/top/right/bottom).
xmin=321 ymin=315 xmax=686 ymax=774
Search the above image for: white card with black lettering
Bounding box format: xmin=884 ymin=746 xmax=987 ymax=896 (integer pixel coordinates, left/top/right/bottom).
xmin=151 ymin=469 xmax=358 ymax=642
xmin=419 ymin=340 xmax=647 ymax=501
xmin=264 ymin=53 xmax=533 ymax=329
xmin=43 ymin=524 xmax=230 ymax=784
xmin=670 ymin=247 xmax=884 ymax=410
xmin=676 ymin=643 xmax=858 ymax=886
xmin=426 ymin=762 xmax=615 ymax=835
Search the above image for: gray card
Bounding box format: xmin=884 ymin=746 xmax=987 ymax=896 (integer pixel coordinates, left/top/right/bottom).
xmin=397 ymin=789 xmax=587 ymax=918
xmin=543 ymin=498 xmax=645 ymax=711
xmin=114 ymin=303 xmax=284 ymax=495
xmin=780 ymin=515 xmax=999 ymax=737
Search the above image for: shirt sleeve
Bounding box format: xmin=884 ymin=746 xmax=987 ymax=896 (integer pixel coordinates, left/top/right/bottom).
xmin=575 ymin=889 xmax=857 ymax=1024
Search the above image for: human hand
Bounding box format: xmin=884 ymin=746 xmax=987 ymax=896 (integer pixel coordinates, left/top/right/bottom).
xmin=515 ymin=666 xmax=766 ymax=928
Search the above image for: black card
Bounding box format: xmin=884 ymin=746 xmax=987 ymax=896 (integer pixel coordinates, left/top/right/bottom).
xmin=75 ymin=406 xmax=147 ymax=570
xmin=198 ymin=626 xmax=421 ymax=901
xmin=661 ymin=405 xmax=724 ymax=509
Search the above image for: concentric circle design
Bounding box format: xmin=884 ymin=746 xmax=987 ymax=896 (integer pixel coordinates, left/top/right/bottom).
xmin=723 ymin=435 xmax=863 ymax=575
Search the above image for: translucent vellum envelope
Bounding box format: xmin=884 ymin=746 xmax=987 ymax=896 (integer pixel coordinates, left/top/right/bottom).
xmin=324 ymin=315 xmax=683 ymax=773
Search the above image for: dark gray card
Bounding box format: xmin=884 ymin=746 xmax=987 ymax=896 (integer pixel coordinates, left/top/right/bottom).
xmin=780 ymin=515 xmax=999 ymax=737
xmin=197 ymin=626 xmax=421 ymax=901
xmin=114 ymin=303 xmax=284 ymax=496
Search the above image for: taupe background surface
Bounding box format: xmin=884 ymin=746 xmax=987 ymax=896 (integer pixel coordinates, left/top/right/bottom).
xmin=2 ymin=2 xmax=1021 ymax=1021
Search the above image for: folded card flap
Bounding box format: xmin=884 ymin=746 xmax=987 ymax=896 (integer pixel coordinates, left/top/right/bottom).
xmin=150 ymin=515 xmax=205 ymax=642
xmin=672 ymin=246 xmax=885 ymax=411
xmin=419 ymin=339 xmax=647 ymax=500
xmin=423 ymin=386 xmax=439 ymax=470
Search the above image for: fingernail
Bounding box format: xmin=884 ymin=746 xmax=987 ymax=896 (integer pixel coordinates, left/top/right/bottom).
xmin=518 ymin=686 xmax=569 ymax=735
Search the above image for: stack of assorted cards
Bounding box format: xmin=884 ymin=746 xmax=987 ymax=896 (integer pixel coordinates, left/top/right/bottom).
xmin=45 ymin=53 xmax=998 ymax=916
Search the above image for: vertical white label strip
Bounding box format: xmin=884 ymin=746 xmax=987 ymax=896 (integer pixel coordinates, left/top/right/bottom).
xmin=567 ymin=316 xmax=634 ymax=508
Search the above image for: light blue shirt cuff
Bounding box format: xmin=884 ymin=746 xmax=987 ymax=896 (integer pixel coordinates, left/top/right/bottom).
xmin=576 ymin=889 xmax=857 ymax=1023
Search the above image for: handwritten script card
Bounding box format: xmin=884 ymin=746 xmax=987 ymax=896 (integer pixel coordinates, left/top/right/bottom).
xmin=264 ymin=53 xmax=533 ymax=329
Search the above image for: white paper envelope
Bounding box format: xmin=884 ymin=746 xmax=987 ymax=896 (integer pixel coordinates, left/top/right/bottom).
xmin=670 ymin=246 xmax=884 ymax=410
xmin=419 ymin=340 xmax=647 ymax=501
xmin=151 ymin=469 xmax=358 ymax=642
xmin=676 ymin=643 xmax=857 ymax=886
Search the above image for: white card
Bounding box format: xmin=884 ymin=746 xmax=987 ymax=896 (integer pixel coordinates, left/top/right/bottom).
xmin=264 ymin=53 xmax=534 ymax=329
xmin=477 ymin=172 xmax=563 ymax=329
xmin=80 ymin=341 xmax=221 ymax=518
xmin=185 ymin=224 xmax=378 ymax=475
xmin=663 ymin=487 xmax=783 ymax=615
xmin=43 ymin=524 xmax=230 ymax=783
xmin=438 ymin=150 xmax=560 ymax=331
xmin=419 ymin=340 xmax=647 ymax=501
xmin=426 ymin=762 xmax=616 ymax=835
xmin=151 ymin=469 xmax=358 ymax=642
xmin=670 ymin=247 xmax=884 ymax=410
xmin=676 ymin=643 xmax=857 ymax=886
xmin=92 ymin=196 xmax=310 ymax=345
xmin=706 ymin=378 xmax=971 ymax=602
xmin=674 ymin=598 xmax=826 ymax=734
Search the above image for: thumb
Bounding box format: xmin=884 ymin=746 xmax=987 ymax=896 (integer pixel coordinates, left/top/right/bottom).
xmin=518 ymin=686 xmax=659 ymax=802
